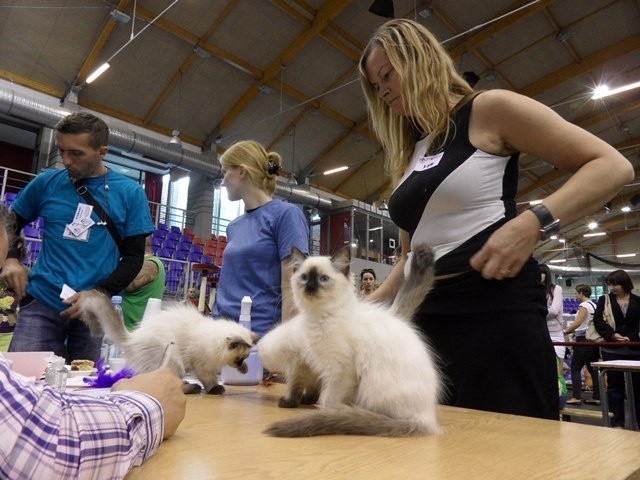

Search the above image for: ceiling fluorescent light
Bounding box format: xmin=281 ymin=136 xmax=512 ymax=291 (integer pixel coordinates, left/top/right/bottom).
xmin=616 ymin=253 xmax=637 ymax=258
xmin=549 ymin=259 xmax=567 ymax=263
xmin=194 ymin=46 xmax=211 ymax=59
xmin=323 ymin=166 xmax=348 ymax=175
xmin=529 ymin=199 xmax=543 ymax=205
xmin=583 ymin=232 xmax=607 ymax=237
xmin=418 ymin=6 xmax=433 ymax=18
xmin=369 ymin=226 xmax=383 ymax=231
xmin=86 ymin=63 xmax=111 ymax=84
xmin=110 ymin=9 xmax=131 ymax=24
xmin=592 ymin=80 xmax=640 ymax=100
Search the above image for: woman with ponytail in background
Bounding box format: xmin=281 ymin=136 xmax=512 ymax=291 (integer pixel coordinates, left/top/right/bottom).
xmin=212 ymin=140 xmax=309 ymax=336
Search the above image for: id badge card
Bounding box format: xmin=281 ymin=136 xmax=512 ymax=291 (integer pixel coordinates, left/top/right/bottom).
xmin=63 ymin=203 xmax=95 ymax=241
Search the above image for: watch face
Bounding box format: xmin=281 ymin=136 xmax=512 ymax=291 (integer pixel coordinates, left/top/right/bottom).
xmin=541 ymin=219 xmax=560 ymax=239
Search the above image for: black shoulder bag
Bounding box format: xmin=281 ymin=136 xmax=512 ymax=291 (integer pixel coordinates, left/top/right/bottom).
xmin=74 ymin=180 xmax=123 ymax=253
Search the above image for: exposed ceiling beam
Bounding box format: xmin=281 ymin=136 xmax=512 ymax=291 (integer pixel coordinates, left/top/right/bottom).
xmin=76 ymin=0 xmax=133 ymax=84
xmin=213 ymin=0 xmax=352 ymax=136
xmin=520 ymin=33 xmax=640 ymax=98
xmin=142 ymin=1 xmax=237 ymax=126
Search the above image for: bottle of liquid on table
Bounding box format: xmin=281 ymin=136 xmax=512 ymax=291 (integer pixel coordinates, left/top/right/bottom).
xmin=101 ymin=295 xmax=124 ymax=366
xmin=44 ymin=355 xmax=68 ymax=392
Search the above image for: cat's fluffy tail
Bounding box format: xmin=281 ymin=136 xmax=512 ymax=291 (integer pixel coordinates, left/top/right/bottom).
xmin=79 ymin=292 xmax=130 ymax=345
xmin=391 ymin=243 xmax=435 ymax=320
xmin=264 ymin=406 xmax=438 ymax=437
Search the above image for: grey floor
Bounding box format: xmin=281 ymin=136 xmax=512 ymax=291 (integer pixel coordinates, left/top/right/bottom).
xmin=562 ymin=387 xmax=607 ymax=427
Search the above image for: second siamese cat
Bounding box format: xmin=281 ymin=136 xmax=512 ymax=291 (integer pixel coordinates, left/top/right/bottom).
xmin=260 ymin=243 xmax=441 ymax=436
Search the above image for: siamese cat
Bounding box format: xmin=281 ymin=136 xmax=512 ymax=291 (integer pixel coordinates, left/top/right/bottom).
xmin=80 ymin=293 xmax=255 ymax=394
xmin=258 ymin=315 xmax=321 ymax=407
xmin=261 ymin=243 xmax=441 ymax=437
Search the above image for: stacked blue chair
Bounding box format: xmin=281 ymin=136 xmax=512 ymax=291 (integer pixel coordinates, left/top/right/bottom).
xmin=170 ymin=225 xmax=181 ymax=234
xmin=163 ymin=239 xmax=178 ymax=252
xmin=3 ymin=192 xmax=17 ymax=205
xmin=188 ymin=252 xmax=202 ymax=263
xmin=176 ymin=242 xmax=191 ymax=254
xmin=32 ymin=216 xmax=45 ymax=231
xmin=151 ymin=236 xmax=164 ymax=251
xmin=21 ymin=225 xmax=41 ymax=267
xmin=157 ymin=249 xmax=172 ymax=271
xmin=22 ymin=225 xmax=40 ymax=239
xmin=152 ymin=229 xmax=167 ymax=240
xmin=165 ymin=270 xmax=182 ymax=295
xmin=171 ymin=261 xmax=185 ymax=274
xmin=166 ymin=231 xmax=181 ymax=243
xmin=174 ymin=250 xmax=189 ymax=261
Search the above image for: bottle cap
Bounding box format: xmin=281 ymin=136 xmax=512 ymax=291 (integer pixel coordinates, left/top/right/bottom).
xmin=240 ymin=296 xmax=252 ymax=315
xmin=111 ymin=295 xmax=123 ymax=304
xmin=52 ymin=356 xmax=65 ymax=367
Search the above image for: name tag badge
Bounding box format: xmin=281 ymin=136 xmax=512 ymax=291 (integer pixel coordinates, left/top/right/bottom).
xmin=415 ymin=152 xmax=444 ymax=171
xmin=63 ymin=203 xmax=94 ymax=241
xmin=66 ymin=216 xmax=95 ymax=237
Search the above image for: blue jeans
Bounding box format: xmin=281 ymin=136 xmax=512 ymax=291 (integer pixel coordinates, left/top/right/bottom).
xmin=9 ymin=298 xmax=102 ymax=363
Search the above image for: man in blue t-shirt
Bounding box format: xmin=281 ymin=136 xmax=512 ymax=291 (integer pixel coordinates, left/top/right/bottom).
xmin=1 ymin=112 xmax=154 ymax=362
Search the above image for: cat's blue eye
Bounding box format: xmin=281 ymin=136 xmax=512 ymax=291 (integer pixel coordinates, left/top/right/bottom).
xmin=300 ymin=273 xmax=308 ymax=281
xmin=320 ymin=275 xmax=329 ymax=282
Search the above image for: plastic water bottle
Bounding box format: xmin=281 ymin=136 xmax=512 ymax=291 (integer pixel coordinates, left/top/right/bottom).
xmin=45 ymin=355 xmax=68 ymax=392
xmin=112 ymin=295 xmax=124 ymax=320
xmin=101 ymin=295 xmax=124 ymax=365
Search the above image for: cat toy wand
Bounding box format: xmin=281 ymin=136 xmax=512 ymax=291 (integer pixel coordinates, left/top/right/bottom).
xmin=158 ymin=341 xmax=175 ymax=369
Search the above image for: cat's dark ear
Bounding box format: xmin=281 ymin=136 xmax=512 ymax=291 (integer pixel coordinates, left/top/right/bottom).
xmin=226 ymin=335 xmax=251 ymax=350
xmin=331 ymin=246 xmax=351 ymax=277
xmin=290 ymin=246 xmax=307 ymax=272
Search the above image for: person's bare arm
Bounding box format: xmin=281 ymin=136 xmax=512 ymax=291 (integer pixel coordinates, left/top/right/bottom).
xmin=280 ymin=259 xmax=297 ymax=321
xmin=469 ymin=89 xmax=633 ymax=280
xmin=367 ymin=229 xmax=410 ymax=304
xmin=0 ymin=258 xmax=29 ymax=299
xmin=564 ymin=306 xmax=587 ymax=334
xmin=124 ymin=258 xmax=159 ymax=293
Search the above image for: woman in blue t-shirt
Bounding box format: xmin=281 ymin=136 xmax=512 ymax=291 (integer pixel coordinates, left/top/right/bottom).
xmin=212 ymin=141 xmax=309 ymax=336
